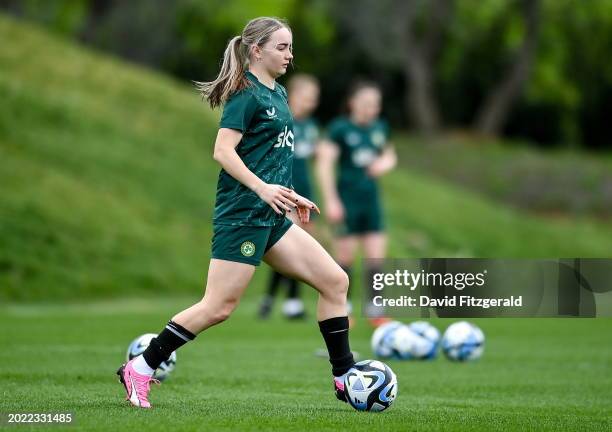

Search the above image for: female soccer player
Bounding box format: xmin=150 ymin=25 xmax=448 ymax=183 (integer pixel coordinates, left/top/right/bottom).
xmin=117 ymin=17 xmax=354 ymax=409
xmin=317 ymin=81 xmax=397 ymax=326
xmin=258 ymin=74 xmax=321 ymax=320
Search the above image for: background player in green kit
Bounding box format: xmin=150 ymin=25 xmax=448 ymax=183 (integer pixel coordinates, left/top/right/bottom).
xmin=258 ymin=74 xmax=321 ymax=320
xmin=317 ymin=82 xmax=397 ymax=327
xmin=116 ymin=17 xmax=355 ymax=409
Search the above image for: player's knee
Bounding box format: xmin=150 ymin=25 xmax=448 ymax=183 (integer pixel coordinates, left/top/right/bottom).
xmin=200 ymin=299 xmax=237 ymax=326
xmin=213 ymin=300 xmax=239 ymax=324
xmin=326 ymin=269 xmax=349 ymax=302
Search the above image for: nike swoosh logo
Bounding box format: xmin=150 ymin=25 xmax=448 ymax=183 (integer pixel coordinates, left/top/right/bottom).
xmin=129 ymin=375 xmax=141 ymax=407
xmin=329 ymin=329 xmax=348 ymax=334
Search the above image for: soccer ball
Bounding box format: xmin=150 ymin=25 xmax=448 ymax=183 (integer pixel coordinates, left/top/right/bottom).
xmin=407 ymin=321 xmax=440 ymax=359
xmin=371 ymin=321 xmax=434 ymax=360
xmin=344 ymin=360 xmax=398 ymax=412
xmin=441 ymin=321 xmax=485 ymax=361
xmin=386 ymin=324 xmax=423 ymax=360
xmin=371 ymin=321 xmax=403 ymax=358
xmin=126 ymin=333 xmax=177 ymax=381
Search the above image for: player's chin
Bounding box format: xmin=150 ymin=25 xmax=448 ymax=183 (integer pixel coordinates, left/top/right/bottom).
xmin=277 ymin=65 xmax=289 ymax=76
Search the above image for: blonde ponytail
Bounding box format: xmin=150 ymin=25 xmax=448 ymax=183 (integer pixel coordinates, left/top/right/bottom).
xmin=195 ymin=17 xmax=291 ymax=109
xmin=195 ymin=35 xmax=249 ymax=109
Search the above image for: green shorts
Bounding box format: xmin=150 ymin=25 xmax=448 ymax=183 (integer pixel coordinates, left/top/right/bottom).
xmin=211 ymin=217 xmax=293 ymax=266
xmin=337 ymin=193 xmax=384 ymax=236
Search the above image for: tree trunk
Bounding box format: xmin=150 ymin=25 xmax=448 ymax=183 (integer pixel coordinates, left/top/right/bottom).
xmin=403 ymin=52 xmax=440 ymax=134
xmin=396 ymin=0 xmax=452 ymax=134
xmin=474 ymin=0 xmax=541 ymax=136
xmin=79 ymin=0 xmax=115 ymax=44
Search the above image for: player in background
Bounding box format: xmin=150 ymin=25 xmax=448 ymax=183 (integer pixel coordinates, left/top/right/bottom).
xmin=258 ymin=73 xmax=321 ymax=320
xmin=317 ymin=81 xmax=397 ymax=327
xmin=116 ymin=17 xmax=355 ymax=409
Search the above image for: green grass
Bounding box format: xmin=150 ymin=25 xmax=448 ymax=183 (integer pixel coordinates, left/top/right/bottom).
xmin=395 ymin=134 xmax=612 ymax=217
xmin=1 ymin=298 xmax=611 ymax=431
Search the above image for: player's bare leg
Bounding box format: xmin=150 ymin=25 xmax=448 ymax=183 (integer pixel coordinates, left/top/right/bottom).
xmin=118 ymin=260 xmax=255 ymax=408
xmin=362 ymin=232 xmax=391 ymax=327
xmin=264 ymin=224 xmax=354 ymax=402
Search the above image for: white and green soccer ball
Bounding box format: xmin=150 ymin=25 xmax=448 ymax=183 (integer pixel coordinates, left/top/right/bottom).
xmin=441 ymin=321 xmax=485 ymax=361
xmin=126 ymin=333 xmax=177 ymax=381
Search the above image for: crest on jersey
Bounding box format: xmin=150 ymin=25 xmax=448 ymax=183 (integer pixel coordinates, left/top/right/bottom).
xmin=346 ymin=132 xmax=361 ymax=147
xmin=371 ymin=130 xmax=386 ymax=147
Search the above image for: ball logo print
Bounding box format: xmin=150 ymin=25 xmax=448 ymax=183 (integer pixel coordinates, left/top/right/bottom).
xmin=240 ymin=241 xmax=256 ymax=257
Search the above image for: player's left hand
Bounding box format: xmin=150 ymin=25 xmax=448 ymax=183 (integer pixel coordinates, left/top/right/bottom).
xmin=281 ymin=187 xmax=320 ymax=224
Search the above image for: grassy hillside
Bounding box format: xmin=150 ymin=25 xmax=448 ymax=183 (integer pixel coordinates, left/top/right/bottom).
xmin=1 ymin=14 xmax=611 ymax=302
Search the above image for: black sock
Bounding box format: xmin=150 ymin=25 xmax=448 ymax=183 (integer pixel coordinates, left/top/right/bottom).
xmin=142 ymin=321 xmax=196 ymax=370
xmin=340 ymin=264 xmax=352 ymax=299
xmin=266 ymin=271 xmax=285 ymax=297
xmin=318 ymin=316 xmax=355 ymax=377
xmin=287 ymin=278 xmax=299 ymax=299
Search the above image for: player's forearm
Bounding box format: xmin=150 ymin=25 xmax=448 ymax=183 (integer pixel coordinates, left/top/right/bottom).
xmin=316 ymin=158 xmax=340 ymax=203
xmin=213 ymin=146 xmax=265 ymax=193
xmin=372 ymin=147 xmax=397 ymax=177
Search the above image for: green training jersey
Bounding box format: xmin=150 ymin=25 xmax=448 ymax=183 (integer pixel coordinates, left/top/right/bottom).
xmin=292 ymin=117 xmax=319 ymax=198
xmin=326 ymin=116 xmax=389 ymax=196
xmin=214 ymin=71 xmax=294 ymax=226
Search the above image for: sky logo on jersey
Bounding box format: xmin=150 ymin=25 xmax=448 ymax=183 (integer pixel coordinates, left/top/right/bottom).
xmin=266 ymin=107 xmax=277 ymax=119
xmin=274 ymin=125 xmax=294 ymax=150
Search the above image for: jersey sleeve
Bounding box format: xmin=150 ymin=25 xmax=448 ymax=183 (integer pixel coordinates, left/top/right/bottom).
xmin=219 ymin=89 xmax=258 ymax=132
xmin=277 ymin=83 xmax=289 ymax=102
xmin=325 ymin=119 xmax=345 ymax=146
xmin=308 ymin=119 xmax=320 ymax=142
xmin=380 ymin=119 xmax=390 ymax=141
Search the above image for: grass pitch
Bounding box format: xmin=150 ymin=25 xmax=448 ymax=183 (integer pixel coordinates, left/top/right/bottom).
xmin=1 ymin=298 xmax=611 ymax=431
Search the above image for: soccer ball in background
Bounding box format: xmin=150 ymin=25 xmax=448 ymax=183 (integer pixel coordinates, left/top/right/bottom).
xmin=344 ymin=360 xmax=398 ymax=412
xmin=387 ymin=324 xmax=423 ymax=360
xmin=371 ymin=321 xmax=403 ymax=358
xmin=408 ymin=321 xmax=441 ymax=359
xmin=126 ymin=333 xmax=177 ymax=381
xmin=371 ymin=321 xmax=440 ymax=360
xmin=441 ymin=321 xmax=485 ymax=362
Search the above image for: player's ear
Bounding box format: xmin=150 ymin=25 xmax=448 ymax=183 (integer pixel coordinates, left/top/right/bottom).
xmin=251 ymin=44 xmax=263 ymax=62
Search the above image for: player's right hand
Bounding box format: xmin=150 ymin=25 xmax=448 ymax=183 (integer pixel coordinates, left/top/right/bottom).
xmin=255 ymin=183 xmax=298 ymax=215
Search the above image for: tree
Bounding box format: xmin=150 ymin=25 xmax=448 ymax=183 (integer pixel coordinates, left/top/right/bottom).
xmin=335 ymin=0 xmax=453 ymax=134
xmin=474 ymin=0 xmax=541 ymax=135
xmin=335 ymin=0 xmax=542 ymax=138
